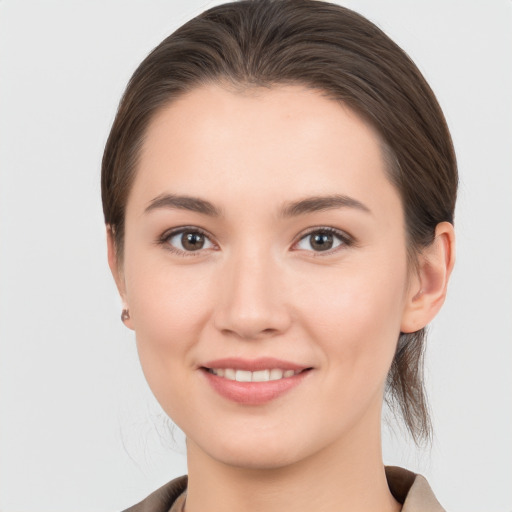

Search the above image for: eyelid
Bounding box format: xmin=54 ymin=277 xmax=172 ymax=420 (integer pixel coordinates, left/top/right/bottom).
xmin=291 ymin=226 xmax=354 ymax=254
xmin=156 ymin=225 xmax=354 ymax=256
xmin=157 ymin=225 xmax=218 ymax=256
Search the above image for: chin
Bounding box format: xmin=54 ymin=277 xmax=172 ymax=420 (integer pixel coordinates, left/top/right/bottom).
xmin=190 ymin=427 xmax=318 ymax=471
xmin=214 ymin=447 xmax=303 ymax=471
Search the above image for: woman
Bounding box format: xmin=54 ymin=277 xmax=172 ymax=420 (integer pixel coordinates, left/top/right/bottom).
xmin=102 ymin=0 xmax=456 ymax=510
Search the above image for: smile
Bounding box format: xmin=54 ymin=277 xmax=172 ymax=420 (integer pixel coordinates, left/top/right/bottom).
xmin=207 ymin=368 xmax=303 ymax=382
xmin=201 ymin=359 xmax=312 ymax=405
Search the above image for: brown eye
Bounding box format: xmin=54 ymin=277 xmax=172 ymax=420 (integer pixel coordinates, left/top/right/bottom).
xmin=310 ymin=232 xmax=334 ymax=251
xmin=182 ymin=232 xmax=205 ymax=251
xmin=166 ymin=229 xmax=214 ymax=253
xmin=296 ymin=229 xmax=347 ymax=252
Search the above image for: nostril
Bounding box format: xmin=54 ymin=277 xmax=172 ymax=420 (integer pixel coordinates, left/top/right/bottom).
xmin=219 ymin=326 xmax=281 ymax=340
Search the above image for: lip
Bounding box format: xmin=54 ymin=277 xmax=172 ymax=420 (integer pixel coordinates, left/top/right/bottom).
xmin=201 ymin=357 xmax=308 ymax=372
xmin=200 ymin=357 xmax=312 ymax=405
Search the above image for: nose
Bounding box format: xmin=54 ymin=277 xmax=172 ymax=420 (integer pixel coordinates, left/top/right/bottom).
xmin=213 ymin=247 xmax=292 ymax=340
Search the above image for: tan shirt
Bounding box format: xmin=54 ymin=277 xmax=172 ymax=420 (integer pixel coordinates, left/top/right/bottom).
xmin=123 ymin=466 xmax=445 ymax=512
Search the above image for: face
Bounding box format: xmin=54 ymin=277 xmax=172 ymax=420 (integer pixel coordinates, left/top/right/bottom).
xmin=116 ymin=84 xmax=416 ymax=470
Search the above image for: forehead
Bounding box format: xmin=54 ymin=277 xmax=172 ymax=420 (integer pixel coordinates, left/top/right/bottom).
xmin=131 ymin=84 xmax=401 ymax=220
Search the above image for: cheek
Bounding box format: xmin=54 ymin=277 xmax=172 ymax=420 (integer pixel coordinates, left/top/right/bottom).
xmin=125 ymin=242 xmax=214 ymax=328
xmin=298 ymin=257 xmax=408 ymax=381
xmin=123 ymin=254 xmax=214 ymax=389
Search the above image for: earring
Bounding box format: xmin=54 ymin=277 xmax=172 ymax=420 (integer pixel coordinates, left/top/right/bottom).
xmin=121 ymin=309 xmax=130 ymax=323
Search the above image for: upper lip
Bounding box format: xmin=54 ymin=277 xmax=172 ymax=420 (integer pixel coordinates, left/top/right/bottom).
xmin=201 ymin=357 xmax=310 ymax=372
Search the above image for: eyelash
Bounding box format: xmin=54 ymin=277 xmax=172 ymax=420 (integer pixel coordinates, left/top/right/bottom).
xmin=157 ymin=226 xmax=216 ymax=257
xmin=292 ymin=227 xmax=353 ymax=255
xmin=157 ymin=226 xmax=353 ymax=257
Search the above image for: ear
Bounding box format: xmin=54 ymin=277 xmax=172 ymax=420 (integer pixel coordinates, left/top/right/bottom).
xmin=106 ymin=226 xmax=134 ymax=330
xmin=401 ymin=222 xmax=456 ymax=333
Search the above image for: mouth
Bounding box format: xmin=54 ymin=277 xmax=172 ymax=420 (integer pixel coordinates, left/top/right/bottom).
xmin=200 ymin=358 xmax=313 ymax=404
xmin=204 ymin=367 xmax=307 ymax=382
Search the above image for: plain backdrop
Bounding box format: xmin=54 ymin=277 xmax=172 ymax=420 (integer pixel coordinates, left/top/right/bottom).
xmin=0 ymin=1 xmax=511 ymax=511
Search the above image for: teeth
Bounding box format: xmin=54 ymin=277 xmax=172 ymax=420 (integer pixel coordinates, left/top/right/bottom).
xmin=269 ymin=369 xmax=283 ymax=381
xmin=235 ymin=370 xmax=252 ymax=382
xmin=210 ymin=368 xmax=302 ymax=381
xmin=252 ymin=370 xmax=270 ymax=382
xmin=224 ymin=368 xmax=236 ymax=380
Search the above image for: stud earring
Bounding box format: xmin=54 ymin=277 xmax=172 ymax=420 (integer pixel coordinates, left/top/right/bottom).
xmin=121 ymin=309 xmax=130 ymax=323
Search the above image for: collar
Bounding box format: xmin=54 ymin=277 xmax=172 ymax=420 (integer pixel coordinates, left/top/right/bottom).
xmin=123 ymin=467 xmax=445 ymax=512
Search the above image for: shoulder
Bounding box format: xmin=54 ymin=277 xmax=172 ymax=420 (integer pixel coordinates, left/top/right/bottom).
xmin=386 ymin=466 xmax=445 ymax=512
xmin=122 ymin=475 xmax=187 ymax=512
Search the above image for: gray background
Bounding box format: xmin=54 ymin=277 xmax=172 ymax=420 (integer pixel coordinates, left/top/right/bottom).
xmin=1 ymin=1 xmax=511 ymax=510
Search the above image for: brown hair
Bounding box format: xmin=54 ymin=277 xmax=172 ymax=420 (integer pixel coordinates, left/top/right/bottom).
xmin=102 ymin=0 xmax=457 ymax=444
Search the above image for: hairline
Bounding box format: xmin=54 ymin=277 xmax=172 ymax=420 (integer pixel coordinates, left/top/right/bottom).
xmin=112 ymin=79 xmax=420 ymax=266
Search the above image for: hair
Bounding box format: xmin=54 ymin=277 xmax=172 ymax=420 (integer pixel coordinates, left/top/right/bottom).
xmin=102 ymin=0 xmax=457 ymax=444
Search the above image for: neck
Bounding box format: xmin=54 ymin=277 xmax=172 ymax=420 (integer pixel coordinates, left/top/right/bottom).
xmin=184 ymin=412 xmax=401 ymax=512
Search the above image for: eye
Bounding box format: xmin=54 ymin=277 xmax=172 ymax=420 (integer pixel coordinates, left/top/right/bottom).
xmin=295 ymin=228 xmax=350 ymax=253
xmin=163 ymin=228 xmax=215 ymax=253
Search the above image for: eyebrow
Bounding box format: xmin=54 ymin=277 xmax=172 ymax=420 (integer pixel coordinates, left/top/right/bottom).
xmin=144 ymin=193 xmax=371 ymax=218
xmin=280 ymin=194 xmax=371 ymax=217
xmin=144 ymin=194 xmax=221 ymax=216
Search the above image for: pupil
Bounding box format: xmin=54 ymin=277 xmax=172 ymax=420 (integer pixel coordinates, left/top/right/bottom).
xmin=311 ymin=233 xmax=333 ymax=251
xmin=182 ymin=232 xmax=204 ymax=251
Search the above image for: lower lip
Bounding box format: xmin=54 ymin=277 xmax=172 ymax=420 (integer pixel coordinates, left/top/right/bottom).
xmin=202 ymin=369 xmax=311 ymax=405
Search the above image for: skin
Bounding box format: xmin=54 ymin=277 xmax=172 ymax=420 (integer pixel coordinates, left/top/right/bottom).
xmin=108 ymin=84 xmax=455 ymax=512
